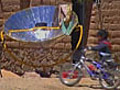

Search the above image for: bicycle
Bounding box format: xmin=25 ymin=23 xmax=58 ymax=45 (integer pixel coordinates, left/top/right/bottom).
xmin=59 ymin=48 xmax=120 ymax=90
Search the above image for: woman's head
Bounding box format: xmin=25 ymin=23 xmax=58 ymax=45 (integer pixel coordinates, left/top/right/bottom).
xmin=97 ymin=29 xmax=108 ymax=41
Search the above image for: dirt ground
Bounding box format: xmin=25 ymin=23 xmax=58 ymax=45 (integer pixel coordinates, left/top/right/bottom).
xmin=0 ymin=77 xmax=103 ymax=90
xmin=0 ymin=69 xmax=104 ymax=90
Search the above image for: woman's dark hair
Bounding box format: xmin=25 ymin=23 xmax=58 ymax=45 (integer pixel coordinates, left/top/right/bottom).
xmin=97 ymin=29 xmax=108 ymax=39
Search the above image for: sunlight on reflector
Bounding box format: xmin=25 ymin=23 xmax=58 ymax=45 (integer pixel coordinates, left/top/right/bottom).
xmin=33 ymin=30 xmax=50 ymax=41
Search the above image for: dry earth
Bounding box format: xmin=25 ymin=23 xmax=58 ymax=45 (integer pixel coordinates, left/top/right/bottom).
xmin=0 ymin=78 xmax=103 ymax=90
xmin=0 ymin=69 xmax=104 ymax=90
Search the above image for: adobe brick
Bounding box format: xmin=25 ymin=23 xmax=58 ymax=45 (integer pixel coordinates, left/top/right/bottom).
xmin=50 ymin=0 xmax=56 ymax=5
xmin=92 ymin=4 xmax=97 ymax=10
xmin=87 ymin=37 xmax=97 ymax=44
xmin=3 ymin=12 xmax=14 ymax=19
xmin=109 ymin=24 xmax=120 ymax=30
xmin=1 ymin=0 xmax=20 ymax=4
xmin=42 ymin=0 xmax=51 ymax=5
xmin=0 ymin=13 xmax=3 ymax=19
xmin=88 ymin=30 xmax=97 ymax=37
xmin=101 ymin=0 xmax=112 ymax=2
xmin=109 ymin=16 xmax=120 ymax=24
xmin=112 ymin=45 xmax=120 ymax=51
xmin=89 ymin=23 xmax=98 ymax=30
xmin=108 ymin=10 xmax=119 ymax=17
xmin=0 ymin=19 xmax=3 ymax=27
xmin=0 ymin=26 xmax=3 ymax=31
xmin=109 ymin=31 xmax=120 ymax=38
xmin=101 ymin=2 xmax=109 ymax=10
xmin=118 ymin=10 xmax=120 ymax=16
xmin=31 ymin=0 xmax=41 ymax=6
xmin=1 ymin=0 xmax=20 ymax=12
xmin=102 ymin=17 xmax=110 ymax=23
xmin=102 ymin=23 xmax=109 ymax=30
xmin=91 ymin=10 xmax=97 ymax=16
xmin=0 ymin=4 xmax=1 ymax=12
xmin=101 ymin=10 xmax=109 ymax=17
xmin=110 ymin=1 xmax=120 ymax=9
xmin=111 ymin=38 xmax=120 ymax=45
xmin=54 ymin=43 xmax=65 ymax=49
xmin=62 ymin=36 xmax=71 ymax=43
xmin=65 ymin=43 xmax=71 ymax=50
xmin=90 ymin=16 xmax=98 ymax=23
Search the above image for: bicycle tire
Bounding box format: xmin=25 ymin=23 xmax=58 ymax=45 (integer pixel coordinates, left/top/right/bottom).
xmin=99 ymin=68 xmax=120 ymax=90
xmin=59 ymin=64 xmax=83 ymax=86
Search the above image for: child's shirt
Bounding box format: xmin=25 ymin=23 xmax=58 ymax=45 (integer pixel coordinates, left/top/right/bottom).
xmin=91 ymin=39 xmax=112 ymax=59
xmin=91 ymin=40 xmax=115 ymax=68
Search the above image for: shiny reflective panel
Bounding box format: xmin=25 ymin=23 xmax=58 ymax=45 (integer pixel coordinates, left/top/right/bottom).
xmin=4 ymin=6 xmax=63 ymax=42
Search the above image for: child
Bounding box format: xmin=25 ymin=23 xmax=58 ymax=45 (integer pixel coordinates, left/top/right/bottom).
xmin=88 ymin=29 xmax=114 ymax=67
xmin=87 ymin=29 xmax=114 ymax=79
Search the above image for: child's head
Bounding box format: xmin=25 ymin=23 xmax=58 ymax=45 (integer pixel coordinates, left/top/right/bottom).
xmin=97 ymin=29 xmax=108 ymax=41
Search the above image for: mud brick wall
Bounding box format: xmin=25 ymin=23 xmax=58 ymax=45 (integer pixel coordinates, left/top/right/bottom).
xmin=1 ymin=36 xmax=72 ymax=75
xmin=30 ymin=0 xmax=69 ymax=6
xmin=88 ymin=0 xmax=120 ymax=52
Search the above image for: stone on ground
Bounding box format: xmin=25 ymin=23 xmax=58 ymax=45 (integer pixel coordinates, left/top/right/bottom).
xmin=1 ymin=69 xmax=20 ymax=78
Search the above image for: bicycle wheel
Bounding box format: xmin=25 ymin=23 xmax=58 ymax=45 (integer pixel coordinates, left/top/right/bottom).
xmin=59 ymin=64 xmax=83 ymax=86
xmin=99 ymin=68 xmax=120 ymax=89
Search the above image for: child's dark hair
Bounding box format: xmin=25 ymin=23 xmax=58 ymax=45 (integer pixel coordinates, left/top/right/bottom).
xmin=97 ymin=29 xmax=108 ymax=39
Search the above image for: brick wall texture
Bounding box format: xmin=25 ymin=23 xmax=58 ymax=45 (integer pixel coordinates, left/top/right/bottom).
xmin=0 ymin=0 xmax=120 ymax=75
xmin=88 ymin=0 xmax=120 ymax=52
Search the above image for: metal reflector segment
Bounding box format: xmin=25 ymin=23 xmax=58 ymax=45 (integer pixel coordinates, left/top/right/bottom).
xmin=4 ymin=6 xmax=63 ymax=42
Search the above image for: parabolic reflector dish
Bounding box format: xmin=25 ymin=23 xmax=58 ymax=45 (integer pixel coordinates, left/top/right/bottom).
xmin=4 ymin=5 xmax=78 ymax=42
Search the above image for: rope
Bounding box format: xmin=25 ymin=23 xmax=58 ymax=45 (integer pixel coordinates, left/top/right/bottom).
xmin=1 ymin=25 xmax=83 ymax=68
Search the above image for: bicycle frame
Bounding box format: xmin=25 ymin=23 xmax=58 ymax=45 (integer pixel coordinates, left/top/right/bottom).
xmin=76 ymin=55 xmax=110 ymax=79
xmin=59 ymin=48 xmax=120 ymax=89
